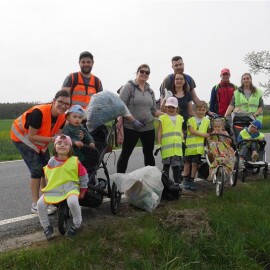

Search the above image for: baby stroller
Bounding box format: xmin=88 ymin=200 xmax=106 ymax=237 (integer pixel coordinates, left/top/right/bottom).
xmin=57 ymin=120 xmax=122 ymax=235
xmin=231 ymin=113 xmax=268 ymax=182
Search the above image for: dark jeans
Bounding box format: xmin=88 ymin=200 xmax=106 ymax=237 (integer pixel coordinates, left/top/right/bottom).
xmin=162 ymin=164 xmax=181 ymax=183
xmin=117 ymin=128 xmax=155 ymax=173
xmin=239 ymin=141 xmax=258 ymax=158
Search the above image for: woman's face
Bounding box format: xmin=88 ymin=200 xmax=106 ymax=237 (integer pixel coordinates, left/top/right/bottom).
xmin=53 ymin=96 xmax=71 ymax=115
xmin=174 ymin=74 xmax=185 ymax=88
xmin=136 ymin=67 xmax=150 ymax=82
xmin=242 ymin=74 xmax=252 ymax=87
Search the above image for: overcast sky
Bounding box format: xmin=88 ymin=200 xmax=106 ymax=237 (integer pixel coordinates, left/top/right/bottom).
xmin=1 ymin=0 xmax=269 ymax=104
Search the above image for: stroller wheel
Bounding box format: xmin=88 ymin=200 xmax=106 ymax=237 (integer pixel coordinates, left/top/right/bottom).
xmin=58 ymin=201 xmax=72 ymax=235
xmin=216 ymin=167 xmax=225 ymax=197
xmin=110 ymin=182 xmax=122 ymax=215
xmin=241 ymin=170 xmax=247 ymax=182
xmin=251 ymin=167 xmax=260 ymax=175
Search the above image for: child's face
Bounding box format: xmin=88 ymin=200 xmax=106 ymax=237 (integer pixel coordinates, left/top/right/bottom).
xmin=248 ymin=124 xmax=258 ymax=134
xmin=196 ymin=106 xmax=207 ymax=118
xmin=214 ymin=124 xmax=223 ymax=132
xmin=68 ymin=112 xmax=83 ymax=126
xmin=166 ymin=106 xmax=177 ymax=116
xmin=55 ymin=139 xmax=71 ymax=156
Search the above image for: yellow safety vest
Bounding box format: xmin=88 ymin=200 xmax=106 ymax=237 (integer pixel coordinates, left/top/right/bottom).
xmin=240 ymin=129 xmax=265 ymax=140
xmin=185 ymin=117 xmax=210 ymax=156
xmin=42 ymin=156 xmax=80 ymax=204
xmin=160 ymin=114 xmax=183 ymax=159
xmin=234 ymin=89 xmax=263 ymax=122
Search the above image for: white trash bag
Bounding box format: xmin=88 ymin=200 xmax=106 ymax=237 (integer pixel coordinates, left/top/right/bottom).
xmin=110 ymin=166 xmax=164 ymax=212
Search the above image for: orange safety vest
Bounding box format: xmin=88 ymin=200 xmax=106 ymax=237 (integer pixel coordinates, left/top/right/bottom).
xmin=10 ymin=104 xmax=66 ymax=153
xmin=70 ymin=72 xmax=100 ymax=109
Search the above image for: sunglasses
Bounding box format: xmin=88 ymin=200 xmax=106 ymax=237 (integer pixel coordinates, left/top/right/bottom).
xmin=139 ymin=70 xmax=150 ymax=75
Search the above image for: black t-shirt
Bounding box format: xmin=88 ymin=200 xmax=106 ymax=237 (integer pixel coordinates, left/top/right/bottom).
xmin=25 ymin=109 xmax=65 ymax=130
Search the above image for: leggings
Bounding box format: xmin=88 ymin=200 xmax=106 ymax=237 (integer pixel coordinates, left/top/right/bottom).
xmin=117 ymin=128 xmax=155 ymax=173
xmin=37 ymin=194 xmax=82 ymax=229
xmin=162 ymin=164 xmax=181 ymax=183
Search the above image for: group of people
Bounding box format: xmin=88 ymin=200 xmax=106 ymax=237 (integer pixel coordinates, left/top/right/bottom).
xmin=10 ymin=51 xmax=265 ymax=240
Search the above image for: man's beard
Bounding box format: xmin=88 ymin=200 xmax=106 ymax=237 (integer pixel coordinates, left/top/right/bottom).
xmin=81 ymin=66 xmax=92 ymax=75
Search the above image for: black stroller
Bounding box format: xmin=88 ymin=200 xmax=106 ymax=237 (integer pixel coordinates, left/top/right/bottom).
xmin=231 ymin=113 xmax=268 ymax=182
xmin=57 ymin=120 xmax=122 ymax=235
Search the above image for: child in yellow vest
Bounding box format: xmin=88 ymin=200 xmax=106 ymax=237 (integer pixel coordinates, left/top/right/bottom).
xmin=37 ymin=135 xmax=88 ymax=240
xmin=182 ymin=101 xmax=210 ymax=191
xmin=157 ymin=97 xmax=184 ymax=184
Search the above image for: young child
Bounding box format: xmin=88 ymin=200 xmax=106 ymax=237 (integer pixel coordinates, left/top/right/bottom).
xmin=63 ymin=105 xmax=95 ymax=162
xmin=37 ymin=135 xmax=88 ymax=240
xmin=237 ymin=120 xmax=265 ymax=168
xmin=157 ymin=97 xmax=184 ymax=184
xmin=182 ymin=101 xmax=210 ymax=191
xmin=207 ymin=118 xmax=235 ymax=179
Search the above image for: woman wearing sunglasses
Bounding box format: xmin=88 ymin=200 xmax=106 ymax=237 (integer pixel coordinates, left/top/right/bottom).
xmin=117 ymin=64 xmax=163 ymax=173
xmin=11 ymin=90 xmax=71 ymax=215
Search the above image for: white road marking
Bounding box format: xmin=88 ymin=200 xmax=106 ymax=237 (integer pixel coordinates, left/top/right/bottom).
xmin=0 ymin=214 xmax=37 ymax=226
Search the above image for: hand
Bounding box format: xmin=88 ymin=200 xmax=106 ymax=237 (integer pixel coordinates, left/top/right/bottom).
xmin=89 ymin=143 xmax=95 ymax=148
xmin=164 ymin=89 xmax=173 ymax=100
xmin=132 ymin=119 xmax=145 ymax=129
xmin=79 ymin=130 xmax=84 ymax=140
xmin=79 ymin=188 xmax=88 ymax=199
xmin=74 ymin=141 xmax=83 ymax=148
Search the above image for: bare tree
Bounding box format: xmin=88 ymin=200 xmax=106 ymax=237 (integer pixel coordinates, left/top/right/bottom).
xmin=244 ymin=50 xmax=270 ymax=97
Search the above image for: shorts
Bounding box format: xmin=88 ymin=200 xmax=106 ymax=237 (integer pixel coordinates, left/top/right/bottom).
xmin=184 ymin=154 xmax=201 ymax=164
xmin=162 ymin=156 xmax=183 ymax=167
xmin=13 ymin=141 xmax=50 ymax=178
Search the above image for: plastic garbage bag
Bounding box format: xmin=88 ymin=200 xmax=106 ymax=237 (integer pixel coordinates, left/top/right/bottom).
xmin=110 ymin=166 xmax=164 ymax=212
xmin=86 ymin=91 xmax=127 ymax=131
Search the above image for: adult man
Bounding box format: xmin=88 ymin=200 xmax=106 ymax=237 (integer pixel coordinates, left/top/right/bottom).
xmin=209 ymin=68 xmax=237 ymax=116
xmin=62 ymin=51 xmax=103 ymax=109
xmin=160 ymin=56 xmax=200 ymax=106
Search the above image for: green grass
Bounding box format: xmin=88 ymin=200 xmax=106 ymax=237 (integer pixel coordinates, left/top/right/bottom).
xmin=1 ymin=180 xmax=270 ymax=269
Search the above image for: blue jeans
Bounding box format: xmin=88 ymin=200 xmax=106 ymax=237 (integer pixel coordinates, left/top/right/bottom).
xmin=13 ymin=141 xmax=50 ymax=178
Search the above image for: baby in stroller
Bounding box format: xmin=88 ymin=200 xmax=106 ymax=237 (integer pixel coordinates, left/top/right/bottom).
xmin=207 ymin=118 xmax=235 ymax=180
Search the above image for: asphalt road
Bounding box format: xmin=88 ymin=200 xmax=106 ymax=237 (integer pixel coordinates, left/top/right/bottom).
xmin=0 ymin=135 xmax=269 ymax=241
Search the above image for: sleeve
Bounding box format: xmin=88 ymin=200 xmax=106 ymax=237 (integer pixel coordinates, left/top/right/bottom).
xmin=62 ymin=74 xmax=72 ymax=87
xmin=237 ymin=133 xmax=243 ymax=143
xmin=26 ymin=109 xmax=43 ymax=129
xmin=189 ymin=76 xmax=196 ymax=90
xmin=258 ymin=97 xmax=264 ymax=108
xmin=82 ymin=127 xmax=94 ymax=144
xmin=78 ymin=162 xmax=88 ymax=188
xmin=229 ymin=95 xmax=236 ymax=106
xmin=187 ymin=92 xmax=192 ymax=102
xmin=209 ymin=86 xmax=217 ymax=112
xmin=119 ymin=82 xmax=133 ymax=105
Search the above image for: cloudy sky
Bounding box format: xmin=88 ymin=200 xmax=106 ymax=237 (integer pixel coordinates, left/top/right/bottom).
xmin=1 ymin=0 xmax=269 ymax=104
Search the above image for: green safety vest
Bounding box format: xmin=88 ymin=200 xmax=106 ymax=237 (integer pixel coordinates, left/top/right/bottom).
xmin=160 ymin=114 xmax=183 ymax=159
xmin=185 ymin=117 xmax=210 ymax=156
xmin=234 ymin=89 xmax=263 ymax=122
xmin=240 ymin=129 xmax=265 ymax=140
xmin=42 ymin=156 xmax=80 ymax=204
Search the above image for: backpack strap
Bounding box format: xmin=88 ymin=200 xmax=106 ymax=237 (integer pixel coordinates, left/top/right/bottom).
xmin=70 ymin=72 xmax=79 ymax=98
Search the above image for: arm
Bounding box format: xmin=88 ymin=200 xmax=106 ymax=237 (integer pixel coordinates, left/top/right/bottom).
xmin=253 ymin=97 xmax=264 ymax=117
xmin=190 ymin=89 xmax=200 ymax=106
xmin=157 ymin=120 xmax=162 ymax=145
xmin=209 ymin=86 xmax=217 ymax=113
xmin=189 ymin=125 xmax=209 ymax=138
xmin=224 ymin=105 xmax=235 ymax=117
xmin=61 ymin=74 xmax=72 ymax=93
xmin=28 ymin=126 xmax=52 ymax=143
xmin=187 ymin=101 xmax=195 ymax=117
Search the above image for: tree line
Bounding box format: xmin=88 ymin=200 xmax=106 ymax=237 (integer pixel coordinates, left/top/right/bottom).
xmin=0 ymin=102 xmax=39 ymax=119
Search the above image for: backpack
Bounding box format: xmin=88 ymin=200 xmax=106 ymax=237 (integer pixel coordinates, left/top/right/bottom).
xmin=161 ymin=172 xmax=181 ymax=201
xmin=70 ymin=72 xmax=100 ymax=97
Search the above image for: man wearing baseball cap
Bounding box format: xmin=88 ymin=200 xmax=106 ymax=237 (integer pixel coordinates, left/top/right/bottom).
xmin=62 ymin=51 xmax=103 ymax=109
xmin=209 ymin=68 xmax=237 ymax=116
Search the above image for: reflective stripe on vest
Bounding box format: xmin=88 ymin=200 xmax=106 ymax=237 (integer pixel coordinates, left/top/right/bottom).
xmin=160 ymin=114 xmax=183 ymax=159
xmin=185 ymin=117 xmax=210 ymax=156
xmin=234 ymin=89 xmax=263 ymax=122
xmin=240 ymin=129 xmax=265 ymax=140
xmin=71 ymin=72 xmax=97 ymax=109
xmin=42 ymin=156 xmax=80 ymax=204
xmin=10 ymin=104 xmax=66 ymax=153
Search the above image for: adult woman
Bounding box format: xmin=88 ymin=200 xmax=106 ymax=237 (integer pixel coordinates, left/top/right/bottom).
xmin=224 ymin=73 xmax=264 ymax=122
xmin=11 ymin=90 xmax=71 ymax=214
xmin=161 ymin=72 xmax=194 ymax=131
xmin=117 ymin=64 xmax=163 ymax=173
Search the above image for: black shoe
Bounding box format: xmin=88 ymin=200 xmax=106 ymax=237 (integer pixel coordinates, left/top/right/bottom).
xmin=44 ymin=225 xmax=55 ymax=241
xmin=65 ymin=225 xmax=79 ymax=238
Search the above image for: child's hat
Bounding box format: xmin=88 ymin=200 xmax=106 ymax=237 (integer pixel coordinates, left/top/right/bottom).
xmin=250 ymin=120 xmax=262 ymax=130
xmin=66 ymin=105 xmax=85 ymax=117
xmin=54 ymin=134 xmax=73 ymax=146
xmin=165 ymin=97 xmax=178 ymax=108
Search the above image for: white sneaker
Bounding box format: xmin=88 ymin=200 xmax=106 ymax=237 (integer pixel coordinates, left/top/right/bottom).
xmin=31 ymin=203 xmax=38 ymax=214
xmin=48 ymin=205 xmax=57 ymax=215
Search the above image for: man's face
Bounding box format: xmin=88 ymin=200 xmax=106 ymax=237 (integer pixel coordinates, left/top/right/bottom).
xmin=172 ymin=59 xmax=184 ymax=74
xmin=220 ymin=73 xmax=230 ymax=82
xmin=79 ymin=57 xmax=94 ymax=75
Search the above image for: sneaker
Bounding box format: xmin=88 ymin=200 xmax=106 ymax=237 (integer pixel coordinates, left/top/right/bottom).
xmin=31 ymin=203 xmax=38 ymax=214
xmin=65 ymin=225 xmax=79 ymax=238
xmin=252 ymin=152 xmax=259 ymax=162
xmin=182 ymin=180 xmax=191 ymax=190
xmin=190 ymin=181 xmax=197 ymax=191
xmin=47 ymin=205 xmax=57 ymax=215
xmin=239 ymin=159 xmax=245 ymax=170
xmin=44 ymin=225 xmax=55 ymax=241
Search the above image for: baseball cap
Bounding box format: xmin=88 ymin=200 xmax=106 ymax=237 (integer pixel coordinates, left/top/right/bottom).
xmin=54 ymin=134 xmax=73 ymax=146
xmin=165 ymin=97 xmax=178 ymax=108
xmin=79 ymin=51 xmax=93 ymax=61
xmin=250 ymin=120 xmax=262 ymax=130
xmin=220 ymin=68 xmax=230 ymax=75
xmin=66 ymin=104 xmax=85 ymax=117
